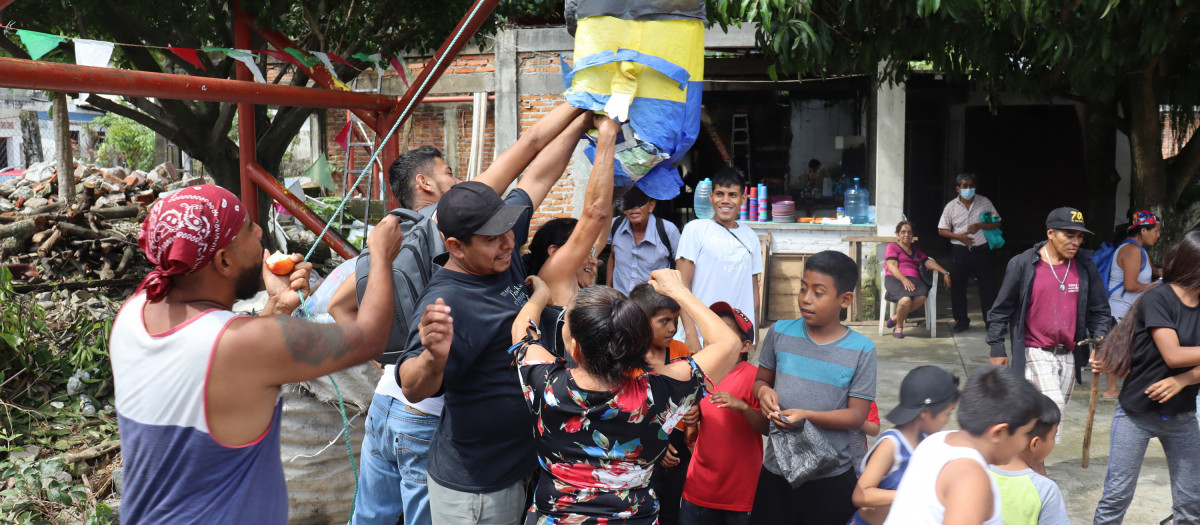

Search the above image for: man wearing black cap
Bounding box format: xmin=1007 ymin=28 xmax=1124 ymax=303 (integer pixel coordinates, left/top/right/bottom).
xmin=606 ymin=186 xmax=680 ymax=295
xmin=396 ymin=114 xmax=614 ymax=524
xmin=986 ymin=207 xmax=1110 ymax=454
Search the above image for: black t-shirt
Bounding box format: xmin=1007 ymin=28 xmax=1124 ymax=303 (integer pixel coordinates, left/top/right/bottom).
xmin=398 ymin=189 xmax=536 ymax=493
xmin=1120 ymin=285 xmax=1200 ymax=416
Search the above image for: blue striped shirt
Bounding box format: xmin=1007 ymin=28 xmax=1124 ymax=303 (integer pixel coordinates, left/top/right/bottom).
xmin=759 ymin=319 xmax=877 ymax=475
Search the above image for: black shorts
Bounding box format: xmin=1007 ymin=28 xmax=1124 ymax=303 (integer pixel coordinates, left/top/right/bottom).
xmin=884 ymin=274 xmax=929 ymax=303
xmin=749 ymin=467 xmax=857 ymax=525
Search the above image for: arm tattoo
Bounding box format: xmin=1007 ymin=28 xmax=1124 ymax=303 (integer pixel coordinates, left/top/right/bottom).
xmin=273 ymin=316 xmax=364 ymax=366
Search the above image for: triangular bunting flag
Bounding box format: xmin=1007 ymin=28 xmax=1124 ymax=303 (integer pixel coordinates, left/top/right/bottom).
xmin=326 ymin=52 xmax=357 ymax=68
xmin=284 ymin=47 xmax=318 ymax=69
xmin=312 ymin=52 xmax=338 ymax=76
xmin=303 ymin=153 xmax=337 ymax=192
xmin=168 ymin=45 xmax=207 ymax=71
xmin=334 ymin=121 xmax=352 ymax=151
xmin=17 ymin=30 xmax=65 ymax=60
xmin=260 ymin=49 xmax=303 ymax=69
xmin=229 ymin=49 xmax=265 ymax=82
xmin=74 ymin=38 xmax=115 ymax=68
xmin=390 ymin=56 xmax=410 ymax=88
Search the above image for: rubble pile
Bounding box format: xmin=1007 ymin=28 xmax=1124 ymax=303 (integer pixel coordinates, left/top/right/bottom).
xmin=0 ymin=160 xmax=209 ymax=285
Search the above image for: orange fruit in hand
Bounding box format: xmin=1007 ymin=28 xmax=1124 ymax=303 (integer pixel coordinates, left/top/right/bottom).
xmin=266 ymin=251 xmax=296 ymax=276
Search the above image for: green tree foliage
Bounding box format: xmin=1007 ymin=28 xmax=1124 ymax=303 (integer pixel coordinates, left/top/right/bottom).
xmin=92 ymin=112 xmax=156 ymax=172
xmin=711 ymin=0 xmax=1200 ymax=234
xmin=0 ymin=1 xmax=556 ymax=195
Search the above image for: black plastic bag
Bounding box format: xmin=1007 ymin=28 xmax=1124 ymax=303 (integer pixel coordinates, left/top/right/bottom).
xmin=763 ymin=420 xmax=843 ymax=488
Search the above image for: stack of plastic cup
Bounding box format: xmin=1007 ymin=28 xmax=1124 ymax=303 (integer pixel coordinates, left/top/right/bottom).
xmin=757 ymin=184 xmax=768 ymax=222
xmin=748 ymin=186 xmax=759 ymax=222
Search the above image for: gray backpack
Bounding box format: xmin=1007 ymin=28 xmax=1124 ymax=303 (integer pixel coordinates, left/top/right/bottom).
xmin=354 ymin=206 xmax=445 ymax=365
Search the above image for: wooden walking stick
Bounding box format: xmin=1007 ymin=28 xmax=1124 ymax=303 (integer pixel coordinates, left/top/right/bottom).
xmin=1081 ymin=337 xmax=1104 ymax=469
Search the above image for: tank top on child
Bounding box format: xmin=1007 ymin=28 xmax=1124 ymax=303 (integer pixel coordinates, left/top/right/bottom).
xmin=1108 ymin=239 xmax=1152 ymax=320
xmin=882 ymin=430 xmax=1003 ymax=525
xmin=854 ymin=428 xmax=917 ymax=525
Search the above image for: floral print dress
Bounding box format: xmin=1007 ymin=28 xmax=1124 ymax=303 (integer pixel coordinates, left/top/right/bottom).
xmin=515 ymin=346 xmax=705 ymax=524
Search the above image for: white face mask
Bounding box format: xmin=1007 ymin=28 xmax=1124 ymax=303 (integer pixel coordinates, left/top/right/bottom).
xmin=959 ymin=187 xmax=976 ymax=200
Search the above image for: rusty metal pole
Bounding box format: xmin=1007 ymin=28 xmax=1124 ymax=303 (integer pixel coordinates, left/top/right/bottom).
xmin=376 ymin=0 xmax=501 ymax=209
xmin=0 ymin=58 xmax=399 ymax=110
xmin=234 ymin=7 xmax=260 ymax=224
xmin=245 ymin=162 xmax=358 ymax=259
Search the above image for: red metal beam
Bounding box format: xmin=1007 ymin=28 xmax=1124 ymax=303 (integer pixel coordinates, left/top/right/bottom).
xmin=388 ymin=0 xmax=500 ymax=127
xmin=235 ymin=9 xmax=259 ymax=224
xmin=377 ymin=0 xmax=500 ymax=208
xmin=423 ymin=95 xmax=495 ymax=103
xmin=246 ymin=162 xmax=358 ymax=259
xmin=0 ymin=57 xmax=398 ymax=111
xmin=237 ymin=8 xmax=379 ymax=130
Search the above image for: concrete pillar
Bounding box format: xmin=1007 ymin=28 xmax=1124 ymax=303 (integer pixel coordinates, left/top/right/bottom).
xmin=494 ymin=28 xmax=519 ymax=157
xmin=874 ymin=64 xmax=906 ymax=235
xmin=443 ymin=105 xmax=460 ymax=172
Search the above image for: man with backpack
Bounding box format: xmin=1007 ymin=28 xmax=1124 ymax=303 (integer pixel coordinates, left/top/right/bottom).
xmin=328 ymin=103 xmax=590 ymax=525
xmin=606 ymin=186 xmax=680 ymax=295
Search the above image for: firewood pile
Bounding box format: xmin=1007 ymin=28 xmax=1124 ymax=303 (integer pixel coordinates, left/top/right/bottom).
xmin=0 ymin=160 xmax=214 ymax=289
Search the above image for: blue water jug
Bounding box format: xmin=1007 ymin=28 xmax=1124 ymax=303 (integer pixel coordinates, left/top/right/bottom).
xmin=844 ymin=177 xmax=870 ymax=224
xmin=694 ymin=178 xmax=714 ymax=220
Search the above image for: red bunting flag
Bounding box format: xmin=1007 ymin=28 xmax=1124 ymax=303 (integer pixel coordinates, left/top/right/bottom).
xmin=389 ymin=56 xmax=410 ymax=88
xmin=259 ymin=49 xmax=304 ymax=69
xmin=334 ymin=121 xmax=352 ymax=151
xmin=327 ymin=52 xmax=356 ymax=68
xmin=168 ymin=45 xmax=206 ymax=71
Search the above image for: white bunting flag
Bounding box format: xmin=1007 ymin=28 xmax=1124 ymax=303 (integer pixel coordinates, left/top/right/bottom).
xmin=74 ymin=38 xmax=115 ymax=68
xmin=231 ymin=49 xmax=266 ymax=83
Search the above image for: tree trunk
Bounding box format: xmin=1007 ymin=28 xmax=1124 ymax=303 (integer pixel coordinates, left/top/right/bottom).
xmin=1125 ymin=70 xmax=1165 ymax=212
xmin=53 ymin=93 xmax=75 ymax=203
xmin=19 ymin=110 xmax=43 ymax=166
xmin=1076 ymin=99 xmax=1120 ymax=245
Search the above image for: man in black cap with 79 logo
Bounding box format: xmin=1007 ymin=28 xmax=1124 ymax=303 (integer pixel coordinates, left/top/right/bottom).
xmin=985 ymin=207 xmax=1111 ymax=473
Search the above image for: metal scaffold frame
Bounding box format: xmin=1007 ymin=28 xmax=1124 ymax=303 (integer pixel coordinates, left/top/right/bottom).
xmin=0 ymin=0 xmax=500 ymax=259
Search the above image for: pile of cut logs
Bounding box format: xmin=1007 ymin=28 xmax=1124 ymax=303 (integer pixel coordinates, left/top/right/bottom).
xmin=0 ymin=160 xmax=214 ymax=289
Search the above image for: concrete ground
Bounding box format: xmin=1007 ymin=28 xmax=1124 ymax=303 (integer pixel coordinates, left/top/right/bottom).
xmin=757 ymin=292 xmax=1178 ymax=524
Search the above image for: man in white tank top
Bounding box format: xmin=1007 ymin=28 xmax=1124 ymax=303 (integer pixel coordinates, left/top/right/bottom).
xmin=110 ymin=185 xmax=403 ymax=524
xmin=884 ymin=366 xmax=1040 ymax=525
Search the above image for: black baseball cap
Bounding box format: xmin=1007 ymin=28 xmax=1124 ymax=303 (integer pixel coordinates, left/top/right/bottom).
xmin=436 ymin=181 xmax=529 ymax=241
xmin=619 ymin=187 xmax=651 ymax=211
xmin=885 ymin=366 xmax=959 ymax=425
xmin=1045 ymin=207 xmax=1093 ymax=235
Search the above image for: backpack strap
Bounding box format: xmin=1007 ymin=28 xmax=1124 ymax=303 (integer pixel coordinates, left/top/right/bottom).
xmin=1109 ymin=238 xmax=1149 ymax=296
xmin=656 ymin=216 xmax=676 ymax=269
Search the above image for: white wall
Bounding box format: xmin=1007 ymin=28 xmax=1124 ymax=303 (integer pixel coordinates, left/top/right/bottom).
xmin=789 ymin=98 xmax=860 ymax=186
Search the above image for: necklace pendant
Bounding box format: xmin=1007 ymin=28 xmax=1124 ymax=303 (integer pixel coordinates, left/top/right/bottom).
xmin=1060 ymin=284 xmax=1066 ymax=292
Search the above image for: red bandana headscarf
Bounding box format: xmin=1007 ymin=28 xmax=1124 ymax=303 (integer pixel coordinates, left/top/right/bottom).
xmin=137 ymin=185 xmax=247 ymax=301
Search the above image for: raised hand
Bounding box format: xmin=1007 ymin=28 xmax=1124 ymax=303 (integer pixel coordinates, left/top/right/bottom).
xmin=419 ymin=298 xmax=454 ymax=360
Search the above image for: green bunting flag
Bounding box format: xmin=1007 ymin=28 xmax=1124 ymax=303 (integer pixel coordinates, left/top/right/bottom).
xmin=304 ymin=153 xmax=336 ymax=192
xmin=284 ymin=47 xmax=319 ymax=68
xmin=17 ymin=30 xmax=66 ymax=60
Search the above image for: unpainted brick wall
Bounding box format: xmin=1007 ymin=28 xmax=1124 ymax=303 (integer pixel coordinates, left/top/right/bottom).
xmin=324 ymin=52 xmax=580 ymax=243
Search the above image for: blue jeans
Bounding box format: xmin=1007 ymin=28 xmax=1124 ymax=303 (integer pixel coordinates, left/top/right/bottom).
xmin=1094 ymin=406 xmax=1200 ymax=524
xmin=352 ymin=393 xmax=439 ymax=525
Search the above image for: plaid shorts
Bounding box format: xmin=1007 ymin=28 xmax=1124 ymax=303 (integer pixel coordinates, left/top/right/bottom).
xmin=1024 ymin=347 xmax=1075 ymax=443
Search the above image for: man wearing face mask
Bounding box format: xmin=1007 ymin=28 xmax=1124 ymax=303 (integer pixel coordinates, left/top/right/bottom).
xmin=937 ymin=173 xmax=1001 ymax=333
xmin=984 ymin=208 xmax=1110 ymax=471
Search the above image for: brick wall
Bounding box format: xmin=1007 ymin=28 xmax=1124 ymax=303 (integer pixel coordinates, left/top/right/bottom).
xmin=323 ymin=50 xmax=583 ymax=244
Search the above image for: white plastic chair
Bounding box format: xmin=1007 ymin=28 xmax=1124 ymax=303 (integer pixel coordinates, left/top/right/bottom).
xmin=877 ymin=243 xmax=939 ymax=337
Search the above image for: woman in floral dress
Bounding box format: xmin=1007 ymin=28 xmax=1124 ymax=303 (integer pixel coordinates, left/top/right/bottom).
xmin=511 ymin=269 xmax=743 ymax=524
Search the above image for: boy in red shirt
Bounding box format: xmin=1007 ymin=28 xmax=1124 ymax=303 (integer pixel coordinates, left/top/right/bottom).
xmin=681 ymin=302 xmax=768 ymax=524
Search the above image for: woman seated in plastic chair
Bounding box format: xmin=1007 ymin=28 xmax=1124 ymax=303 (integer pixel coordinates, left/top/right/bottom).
xmin=884 ymin=220 xmax=951 ymax=338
